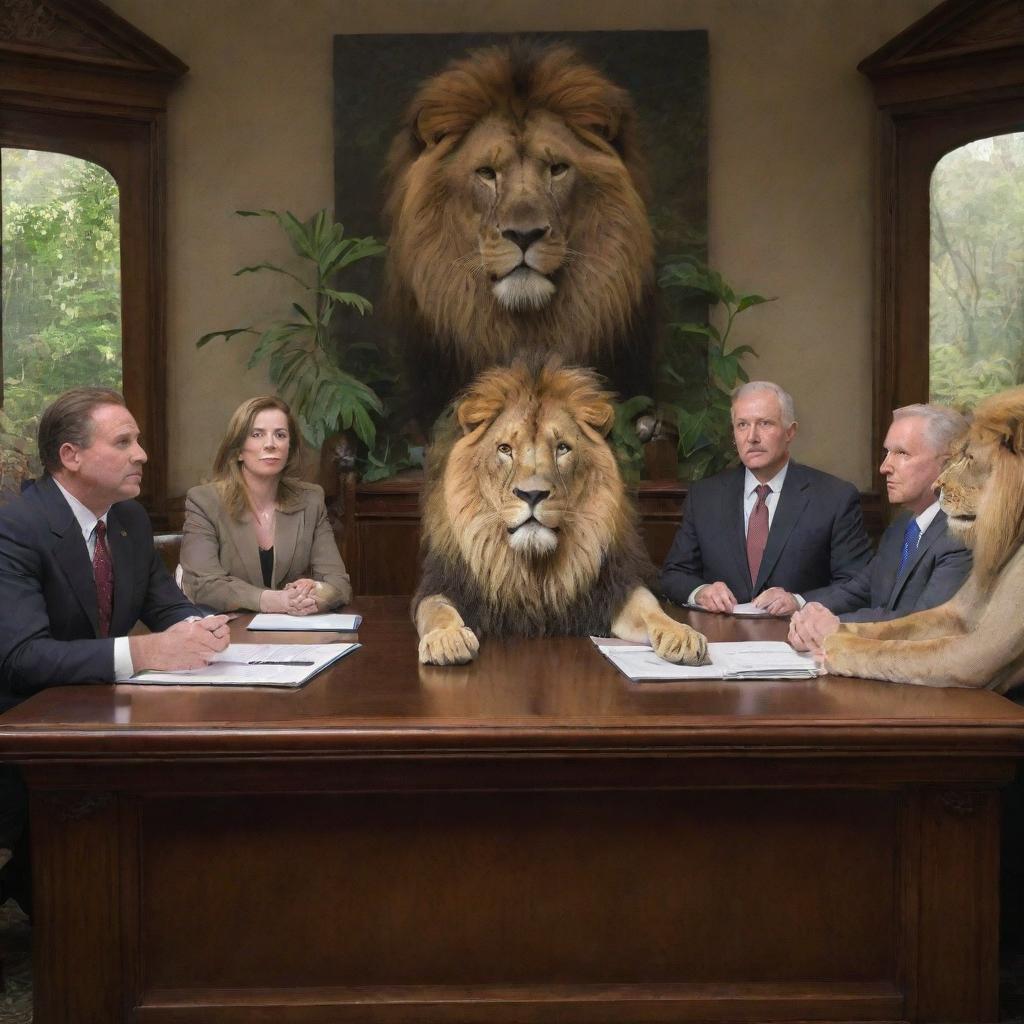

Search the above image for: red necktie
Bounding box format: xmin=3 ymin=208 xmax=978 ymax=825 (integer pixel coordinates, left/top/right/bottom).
xmin=746 ymin=483 xmax=771 ymax=585
xmin=93 ymin=519 xmax=114 ymax=638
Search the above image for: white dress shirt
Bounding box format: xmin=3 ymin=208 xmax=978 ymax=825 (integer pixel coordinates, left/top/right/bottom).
xmin=53 ymin=480 xmax=135 ymax=680
xmin=912 ymin=499 xmax=941 ymax=541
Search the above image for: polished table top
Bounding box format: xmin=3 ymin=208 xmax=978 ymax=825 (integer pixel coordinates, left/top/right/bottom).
xmin=1 ymin=596 xmax=1023 ymax=758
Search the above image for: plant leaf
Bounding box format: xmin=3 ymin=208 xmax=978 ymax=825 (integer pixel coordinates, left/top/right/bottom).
xmin=196 ymin=327 xmax=255 ymax=348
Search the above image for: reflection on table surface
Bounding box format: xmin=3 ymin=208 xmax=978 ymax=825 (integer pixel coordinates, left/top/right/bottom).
xmin=0 ymin=596 xmax=1022 ymax=736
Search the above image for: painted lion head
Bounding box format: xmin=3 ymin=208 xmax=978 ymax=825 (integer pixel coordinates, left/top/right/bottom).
xmin=421 ymin=360 xmax=648 ymax=617
xmin=938 ymin=385 xmax=1024 ymax=578
xmin=385 ymin=42 xmax=655 ymax=389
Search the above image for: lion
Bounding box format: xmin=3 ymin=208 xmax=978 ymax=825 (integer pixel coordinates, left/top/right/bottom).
xmin=413 ymin=361 xmax=707 ymax=667
xmin=384 ymin=42 xmax=656 ymax=420
xmin=823 ymin=385 xmax=1024 ymax=692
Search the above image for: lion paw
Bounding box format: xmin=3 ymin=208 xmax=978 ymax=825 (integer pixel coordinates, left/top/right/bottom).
xmin=649 ymin=621 xmax=708 ymax=665
xmin=418 ymin=626 xmax=480 ymax=666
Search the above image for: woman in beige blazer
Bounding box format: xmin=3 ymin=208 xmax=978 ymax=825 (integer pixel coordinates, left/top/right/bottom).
xmin=180 ymin=396 xmax=351 ymax=613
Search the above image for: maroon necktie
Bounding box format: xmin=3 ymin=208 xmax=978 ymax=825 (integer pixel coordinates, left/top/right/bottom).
xmin=93 ymin=519 xmax=114 ymax=638
xmin=746 ymin=483 xmax=771 ymax=585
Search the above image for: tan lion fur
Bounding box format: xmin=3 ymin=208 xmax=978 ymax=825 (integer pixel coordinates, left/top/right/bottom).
xmin=824 ymin=385 xmax=1024 ymax=692
xmin=385 ymin=42 xmax=656 ymax=414
xmin=413 ymin=361 xmax=707 ymax=667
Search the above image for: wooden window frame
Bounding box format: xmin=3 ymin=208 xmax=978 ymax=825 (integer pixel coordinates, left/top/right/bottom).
xmin=0 ymin=0 xmax=186 ymax=526
xmin=860 ymin=0 xmax=1024 ymax=500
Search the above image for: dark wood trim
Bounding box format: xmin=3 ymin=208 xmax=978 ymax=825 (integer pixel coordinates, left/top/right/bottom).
xmin=860 ymin=0 xmax=1024 ymax=506
xmin=0 ymin=0 xmax=186 ymax=527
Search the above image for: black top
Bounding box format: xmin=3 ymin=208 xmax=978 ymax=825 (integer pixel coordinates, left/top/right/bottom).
xmin=259 ymin=547 xmax=274 ymax=589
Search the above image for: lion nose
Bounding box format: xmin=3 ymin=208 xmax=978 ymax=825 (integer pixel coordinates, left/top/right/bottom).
xmin=502 ymin=227 xmax=547 ymax=253
xmin=513 ymin=487 xmax=550 ymax=509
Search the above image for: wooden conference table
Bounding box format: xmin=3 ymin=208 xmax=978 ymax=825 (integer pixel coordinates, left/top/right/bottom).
xmin=2 ymin=597 xmax=1024 ymax=1024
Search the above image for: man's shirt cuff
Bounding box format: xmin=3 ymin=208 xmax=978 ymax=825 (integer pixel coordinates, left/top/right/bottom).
xmin=687 ymin=585 xmax=706 ymax=606
xmin=113 ymin=637 xmax=135 ymax=681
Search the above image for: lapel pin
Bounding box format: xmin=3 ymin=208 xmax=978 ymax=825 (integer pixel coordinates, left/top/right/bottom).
xmin=120 ymin=530 xmax=127 ymax=537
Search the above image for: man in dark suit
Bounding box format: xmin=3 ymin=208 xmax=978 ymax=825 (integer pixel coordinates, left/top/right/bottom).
xmin=0 ymin=387 xmax=231 ymax=910
xmin=0 ymin=387 xmax=231 ymax=711
xmin=659 ymin=381 xmax=872 ymax=615
xmin=788 ymin=403 xmax=970 ymax=651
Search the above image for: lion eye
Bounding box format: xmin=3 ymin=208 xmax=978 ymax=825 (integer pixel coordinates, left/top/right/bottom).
xmin=476 ymin=166 xmax=497 ymax=181
xmin=497 ymin=443 xmax=512 ymax=456
xmin=556 ymin=441 xmax=572 ymax=456
xmin=549 ymin=162 xmax=569 ymax=177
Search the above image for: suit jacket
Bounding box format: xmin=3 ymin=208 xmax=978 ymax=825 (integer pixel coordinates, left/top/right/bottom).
xmin=659 ymin=462 xmax=872 ymax=605
xmin=0 ymin=476 xmax=198 ymax=711
xmin=180 ymin=481 xmax=352 ymax=613
xmin=810 ymin=509 xmax=971 ymax=622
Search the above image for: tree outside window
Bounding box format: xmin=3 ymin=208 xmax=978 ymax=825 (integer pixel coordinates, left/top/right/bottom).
xmin=930 ymin=132 xmax=1024 ymax=408
xmin=0 ymin=148 xmax=122 ymax=495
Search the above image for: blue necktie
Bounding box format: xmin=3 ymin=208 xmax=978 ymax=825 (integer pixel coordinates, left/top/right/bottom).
xmin=897 ymin=518 xmax=921 ymax=577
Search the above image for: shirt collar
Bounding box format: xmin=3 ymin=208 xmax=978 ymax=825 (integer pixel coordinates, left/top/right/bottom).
xmin=744 ymin=460 xmax=790 ymax=497
xmin=52 ymin=478 xmax=109 ymax=539
xmin=914 ymin=499 xmax=941 ymax=536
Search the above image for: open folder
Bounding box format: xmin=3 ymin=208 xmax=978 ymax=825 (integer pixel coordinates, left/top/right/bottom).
xmin=131 ymin=642 xmax=360 ymax=688
xmin=592 ymin=638 xmax=820 ymax=681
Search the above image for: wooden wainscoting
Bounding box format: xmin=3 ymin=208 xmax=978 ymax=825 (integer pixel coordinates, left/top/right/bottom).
xmin=330 ymin=472 xmax=885 ymax=598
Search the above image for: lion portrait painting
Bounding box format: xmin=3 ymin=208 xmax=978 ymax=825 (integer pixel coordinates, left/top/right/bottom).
xmin=412 ymin=360 xmax=708 ymax=667
xmin=824 ymin=385 xmax=1024 ymax=693
xmin=384 ymin=41 xmax=657 ymax=419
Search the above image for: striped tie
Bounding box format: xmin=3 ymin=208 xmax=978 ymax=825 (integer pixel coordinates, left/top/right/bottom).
xmin=746 ymin=484 xmax=771 ymax=585
xmin=93 ymin=519 xmax=114 ymax=638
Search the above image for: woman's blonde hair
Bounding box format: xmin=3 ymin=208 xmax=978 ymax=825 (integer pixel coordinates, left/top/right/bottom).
xmin=211 ymin=395 xmax=303 ymax=520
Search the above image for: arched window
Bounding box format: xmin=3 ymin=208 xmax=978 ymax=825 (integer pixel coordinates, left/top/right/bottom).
xmin=860 ymin=0 xmax=1024 ymax=501
xmin=929 ymin=132 xmax=1024 ymax=407
xmin=2 ymin=148 xmax=122 ymax=481
xmin=0 ymin=0 xmax=186 ymax=524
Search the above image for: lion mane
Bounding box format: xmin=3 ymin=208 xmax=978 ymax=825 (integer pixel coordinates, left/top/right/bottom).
xmin=384 ymin=42 xmax=656 ymax=420
xmin=824 ymin=385 xmax=1024 ymax=692
xmin=412 ymin=360 xmax=707 ymax=667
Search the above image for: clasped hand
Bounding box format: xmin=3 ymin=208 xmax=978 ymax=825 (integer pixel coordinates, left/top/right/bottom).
xmin=130 ymin=615 xmax=231 ymax=673
xmin=788 ymin=601 xmax=840 ymax=656
xmin=260 ymin=579 xmax=322 ymax=616
xmin=695 ymin=582 xmax=799 ymax=616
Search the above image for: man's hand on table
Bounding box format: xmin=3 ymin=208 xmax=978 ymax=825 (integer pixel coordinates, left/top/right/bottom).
xmin=753 ymin=587 xmax=800 ymax=617
xmin=693 ymin=582 xmax=738 ymax=614
xmin=788 ymin=602 xmax=840 ymax=655
xmin=129 ymin=616 xmax=231 ymax=672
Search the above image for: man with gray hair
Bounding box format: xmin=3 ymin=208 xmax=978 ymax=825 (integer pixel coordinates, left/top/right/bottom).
xmin=789 ymin=402 xmax=971 ymax=653
xmin=660 ymin=380 xmax=872 ymax=615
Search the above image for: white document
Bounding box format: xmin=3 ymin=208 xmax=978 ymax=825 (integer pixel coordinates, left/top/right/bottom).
xmin=729 ymin=602 xmax=770 ymax=617
xmin=247 ymin=613 xmax=362 ymax=632
xmin=131 ymin=642 xmax=360 ymax=687
xmin=591 ymin=638 xmax=820 ymax=681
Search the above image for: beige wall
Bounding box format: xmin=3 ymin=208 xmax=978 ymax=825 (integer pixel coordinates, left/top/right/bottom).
xmin=109 ymin=0 xmax=936 ymax=494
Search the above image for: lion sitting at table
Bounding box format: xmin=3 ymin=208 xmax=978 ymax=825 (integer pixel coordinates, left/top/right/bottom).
xmin=825 ymin=385 xmax=1024 ymax=692
xmin=413 ymin=361 xmax=707 ymax=667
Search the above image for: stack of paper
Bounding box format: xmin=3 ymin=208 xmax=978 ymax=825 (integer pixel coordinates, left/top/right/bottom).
xmin=247 ymin=613 xmax=362 ymax=632
xmin=592 ymin=639 xmax=820 ymax=681
xmin=132 ymin=642 xmax=360 ymax=688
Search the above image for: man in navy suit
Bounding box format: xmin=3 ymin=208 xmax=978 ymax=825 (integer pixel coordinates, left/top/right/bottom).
xmin=0 ymin=387 xmax=232 ymax=911
xmin=788 ymin=403 xmax=970 ymax=652
xmin=0 ymin=387 xmax=231 ymax=713
xmin=659 ymin=381 xmax=872 ymax=616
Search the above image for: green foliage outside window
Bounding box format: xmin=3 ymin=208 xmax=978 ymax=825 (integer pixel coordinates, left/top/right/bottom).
xmin=1 ymin=149 xmax=122 ymax=480
xmin=930 ymin=132 xmax=1024 ymax=407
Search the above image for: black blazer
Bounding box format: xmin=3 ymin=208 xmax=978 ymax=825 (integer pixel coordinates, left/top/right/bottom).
xmin=659 ymin=462 xmax=872 ymax=605
xmin=811 ymin=509 xmax=971 ymax=622
xmin=0 ymin=476 xmax=197 ymax=711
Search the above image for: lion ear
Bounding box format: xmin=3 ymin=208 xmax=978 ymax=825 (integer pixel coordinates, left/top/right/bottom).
xmin=457 ymin=394 xmax=503 ymax=436
xmin=576 ymin=398 xmax=615 ymax=439
xmin=1000 ymin=417 xmax=1024 ymax=455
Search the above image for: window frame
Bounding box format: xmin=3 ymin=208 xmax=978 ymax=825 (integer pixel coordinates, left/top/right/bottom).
xmin=860 ymin=0 xmax=1024 ymax=502
xmin=0 ymin=0 xmax=186 ymax=526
